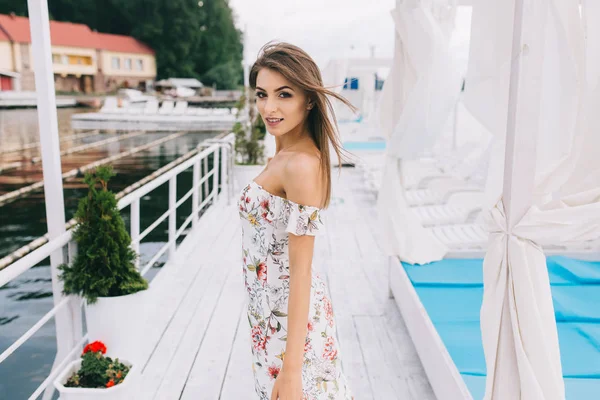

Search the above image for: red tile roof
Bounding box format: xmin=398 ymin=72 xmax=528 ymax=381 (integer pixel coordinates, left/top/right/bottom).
xmin=0 ymin=26 xmax=9 ymax=41
xmin=0 ymin=13 xmax=154 ymax=55
xmin=93 ymin=32 xmax=155 ymax=55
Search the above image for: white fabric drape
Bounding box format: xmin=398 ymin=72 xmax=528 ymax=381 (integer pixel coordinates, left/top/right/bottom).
xmin=470 ymin=0 xmax=600 ymax=399
xmin=386 ymin=3 xmax=462 ymax=158
xmin=376 ymin=0 xmax=462 ymax=264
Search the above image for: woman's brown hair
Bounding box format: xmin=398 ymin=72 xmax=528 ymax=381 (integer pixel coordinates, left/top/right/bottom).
xmin=249 ymin=41 xmax=358 ymax=209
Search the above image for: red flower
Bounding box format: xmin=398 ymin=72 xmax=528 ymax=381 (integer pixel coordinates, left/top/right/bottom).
xmin=106 ymin=379 xmax=115 ymax=388
xmin=322 ymin=336 xmax=338 ymax=361
xmin=304 ymin=338 xmax=312 ymax=353
xmin=307 ymin=321 xmax=314 ymax=332
xmin=267 ymin=363 xmax=280 ymax=380
xmin=257 ymin=262 xmax=267 ymax=284
xmin=260 ymin=199 xmax=270 ymax=209
xmin=323 ymin=297 xmax=334 ymax=328
xmin=245 ymin=196 xmax=251 ymax=203
xmin=82 ymin=341 xmax=107 ymax=355
xmin=251 ymin=325 xmax=264 ymax=352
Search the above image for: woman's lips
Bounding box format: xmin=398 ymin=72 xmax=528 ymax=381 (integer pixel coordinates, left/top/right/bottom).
xmin=265 ymin=117 xmax=283 ymax=127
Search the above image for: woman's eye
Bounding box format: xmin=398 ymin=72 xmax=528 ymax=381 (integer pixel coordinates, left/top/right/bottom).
xmin=256 ymin=92 xmax=265 ymax=98
xmin=279 ymin=92 xmax=291 ymax=98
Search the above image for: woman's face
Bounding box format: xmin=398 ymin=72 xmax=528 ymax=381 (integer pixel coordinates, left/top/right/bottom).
xmin=255 ymin=68 xmax=310 ymax=137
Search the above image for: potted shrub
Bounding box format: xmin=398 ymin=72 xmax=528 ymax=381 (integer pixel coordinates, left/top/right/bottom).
xmin=59 ymin=166 xmax=149 ymax=363
xmin=54 ymin=340 xmax=137 ymax=400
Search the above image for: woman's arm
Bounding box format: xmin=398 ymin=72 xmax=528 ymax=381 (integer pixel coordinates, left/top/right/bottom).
xmin=281 ymin=153 xmax=323 ymax=374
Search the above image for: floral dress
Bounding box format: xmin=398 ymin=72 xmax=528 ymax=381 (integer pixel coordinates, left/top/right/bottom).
xmin=238 ymin=180 xmax=354 ymax=400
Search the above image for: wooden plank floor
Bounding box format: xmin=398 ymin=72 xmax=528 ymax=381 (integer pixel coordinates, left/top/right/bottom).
xmin=136 ymin=167 xmax=436 ymax=400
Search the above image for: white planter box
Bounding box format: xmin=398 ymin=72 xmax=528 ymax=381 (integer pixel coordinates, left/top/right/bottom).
xmin=85 ymin=289 xmax=149 ymax=364
xmin=54 ymin=359 xmax=137 ymax=400
xmin=233 ymin=164 xmax=265 ymax=193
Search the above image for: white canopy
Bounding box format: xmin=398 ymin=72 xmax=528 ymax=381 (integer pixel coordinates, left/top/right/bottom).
xmin=376 ymin=0 xmax=462 ymax=264
xmin=464 ymin=0 xmax=600 ymax=398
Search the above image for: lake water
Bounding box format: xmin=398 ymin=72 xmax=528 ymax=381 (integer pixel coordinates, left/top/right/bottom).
xmin=0 ymin=108 xmax=222 ymax=399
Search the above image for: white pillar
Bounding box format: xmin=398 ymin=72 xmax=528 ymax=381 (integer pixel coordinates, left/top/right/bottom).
xmin=27 ymin=1 xmax=81 ymax=399
xmin=485 ymin=1 xmax=552 ymax=398
xmin=502 ymin=0 xmax=540 ymax=226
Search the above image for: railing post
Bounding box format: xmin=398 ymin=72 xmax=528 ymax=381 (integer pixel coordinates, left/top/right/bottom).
xmin=203 ymin=155 xmax=209 ymax=205
xmin=131 ymin=199 xmax=140 ymax=269
xmin=213 ymin=146 xmax=220 ymax=202
xmin=66 ymin=239 xmax=83 ymax=342
xmin=169 ymin=176 xmax=177 ymax=260
xmin=228 ymin=140 xmax=234 ymax=205
xmin=192 ymin=160 xmax=200 ymax=228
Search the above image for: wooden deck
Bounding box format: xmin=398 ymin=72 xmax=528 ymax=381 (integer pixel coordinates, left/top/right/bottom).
xmin=134 ymin=167 xmax=436 ymax=399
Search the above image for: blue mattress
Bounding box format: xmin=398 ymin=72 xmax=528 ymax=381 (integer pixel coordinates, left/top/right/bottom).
xmin=402 ymin=256 xmax=600 ymax=399
xmin=461 ymin=375 xmax=600 ymax=400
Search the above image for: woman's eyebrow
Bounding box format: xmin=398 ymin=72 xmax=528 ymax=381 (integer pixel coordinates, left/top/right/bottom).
xmin=255 ymin=86 xmax=294 ymax=92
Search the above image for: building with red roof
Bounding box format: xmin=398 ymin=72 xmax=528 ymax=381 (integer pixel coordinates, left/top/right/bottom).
xmin=0 ymin=13 xmax=156 ymax=93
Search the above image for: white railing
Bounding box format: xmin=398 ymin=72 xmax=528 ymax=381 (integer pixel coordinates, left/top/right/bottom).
xmin=0 ymin=133 xmax=235 ymax=400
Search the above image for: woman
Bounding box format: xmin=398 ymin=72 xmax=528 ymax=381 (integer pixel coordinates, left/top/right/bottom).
xmin=238 ymin=41 xmax=356 ymax=400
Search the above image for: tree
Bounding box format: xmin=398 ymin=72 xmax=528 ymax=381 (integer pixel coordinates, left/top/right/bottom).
xmin=59 ymin=166 xmax=148 ymax=304
xmin=0 ymin=0 xmax=244 ymax=89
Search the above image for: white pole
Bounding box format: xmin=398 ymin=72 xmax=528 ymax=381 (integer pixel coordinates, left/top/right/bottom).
xmin=168 ymin=177 xmax=177 ymax=259
xmin=243 ymin=23 xmax=251 ymax=135
xmin=485 ymin=0 xmax=548 ymax=398
xmin=502 ymin=0 xmax=540 ymax=226
xmin=452 ymin=99 xmax=459 ymax=151
xmin=192 ymin=161 xmax=200 ymax=227
xmin=27 ymin=1 xmax=81 ymax=399
xmin=131 ymin=199 xmax=140 ymax=269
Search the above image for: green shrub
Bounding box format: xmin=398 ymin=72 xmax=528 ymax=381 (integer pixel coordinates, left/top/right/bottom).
xmin=233 ymin=93 xmax=266 ymax=165
xmin=59 ymin=166 xmax=148 ymax=304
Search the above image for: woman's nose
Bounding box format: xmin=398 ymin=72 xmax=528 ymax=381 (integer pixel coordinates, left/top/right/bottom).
xmin=264 ymin=97 xmax=277 ymax=114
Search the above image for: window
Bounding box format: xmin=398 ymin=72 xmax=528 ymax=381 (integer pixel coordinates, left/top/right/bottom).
xmin=112 ymin=57 xmax=120 ymax=69
xmin=61 ymin=55 xmax=68 ymax=65
xmin=136 ymin=59 xmax=143 ymax=71
xmin=125 ymin=58 xmax=132 ymax=70
xmin=343 ymin=77 xmax=359 ymax=90
xmin=52 ymin=54 xmax=61 ymax=64
xmin=375 ymin=74 xmax=384 ymax=91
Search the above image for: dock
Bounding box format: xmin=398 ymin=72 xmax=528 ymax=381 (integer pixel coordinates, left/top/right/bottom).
xmin=133 ymin=167 xmax=435 ymax=399
xmin=0 ymin=92 xmax=77 ymax=108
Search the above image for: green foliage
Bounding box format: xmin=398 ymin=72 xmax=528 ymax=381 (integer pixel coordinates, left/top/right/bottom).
xmin=233 ymin=94 xmax=266 ymax=165
xmin=59 ymin=166 xmax=148 ymax=304
xmin=201 ymin=60 xmax=243 ymax=91
xmin=65 ymin=350 xmax=130 ymax=389
xmin=0 ymin=0 xmax=244 ymax=89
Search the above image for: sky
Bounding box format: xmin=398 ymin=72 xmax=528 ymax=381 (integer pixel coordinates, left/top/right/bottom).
xmin=228 ymin=0 xmax=397 ymax=68
xmin=228 ymin=1 xmax=473 ymax=73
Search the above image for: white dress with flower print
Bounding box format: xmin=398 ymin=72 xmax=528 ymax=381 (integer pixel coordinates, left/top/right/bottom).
xmin=238 ymin=180 xmax=354 ymax=400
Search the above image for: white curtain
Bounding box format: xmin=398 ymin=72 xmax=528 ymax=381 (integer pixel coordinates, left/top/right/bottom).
xmin=471 ymin=1 xmax=600 ymax=399
xmin=376 ymin=0 xmax=461 ymax=264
